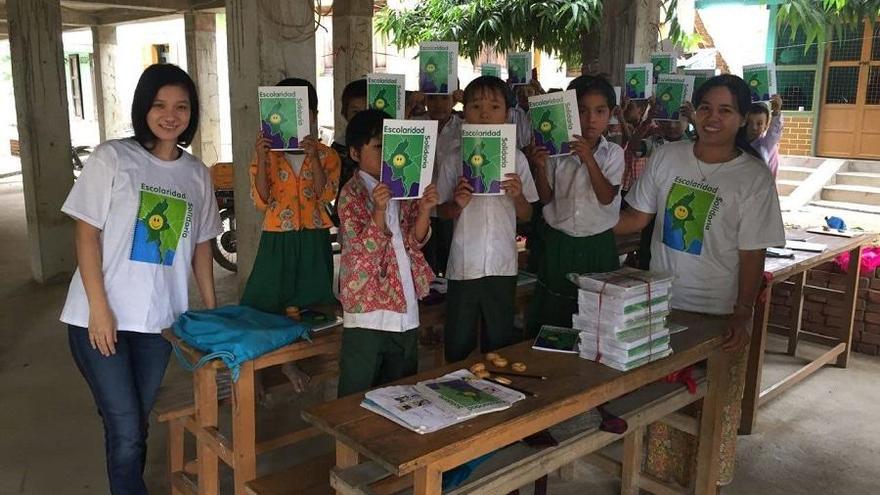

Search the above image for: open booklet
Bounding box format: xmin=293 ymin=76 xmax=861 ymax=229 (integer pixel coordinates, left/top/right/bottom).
xmin=361 ymin=369 xmax=526 ymax=434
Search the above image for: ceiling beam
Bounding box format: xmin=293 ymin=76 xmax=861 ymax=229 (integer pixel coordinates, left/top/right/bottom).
xmin=60 ymin=0 xmax=191 ymax=13
xmin=0 ymin=5 xmax=98 ymax=26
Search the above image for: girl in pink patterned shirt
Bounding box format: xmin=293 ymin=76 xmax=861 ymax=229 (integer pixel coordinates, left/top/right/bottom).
xmin=336 ymin=109 xmax=438 ymax=396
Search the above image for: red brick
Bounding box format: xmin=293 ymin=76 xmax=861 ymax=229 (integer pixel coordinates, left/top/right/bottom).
xmin=856 ymin=299 xmax=866 ymax=311
xmin=826 ymin=316 xmax=849 ymax=329
xmin=859 ymin=277 xmax=872 ymax=288
xmin=803 ymin=301 xmax=825 ymax=312
xmin=806 ymin=311 xmax=825 ymax=323
xmin=829 ymin=282 xmax=848 ymax=292
xmin=872 ymin=279 xmax=880 ymax=289
xmin=854 ymin=343 xmax=879 ymax=356
xmin=865 ymin=312 xmax=880 ymax=324
xmin=854 ymin=321 xmax=866 ymax=333
xmin=866 ymin=290 xmax=880 ymax=304
xmin=864 ymin=323 xmax=880 ymax=335
xmin=860 ymin=331 xmax=880 ymax=346
xmin=805 ymin=293 xmax=828 ymax=304
xmin=855 ymin=310 xmax=865 ymax=321
xmin=824 ymin=305 xmax=852 ymax=318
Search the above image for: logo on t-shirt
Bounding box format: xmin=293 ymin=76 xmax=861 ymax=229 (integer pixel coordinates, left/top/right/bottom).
xmin=662 ymin=177 xmax=722 ymax=255
xmin=130 ymin=185 xmax=193 ymax=266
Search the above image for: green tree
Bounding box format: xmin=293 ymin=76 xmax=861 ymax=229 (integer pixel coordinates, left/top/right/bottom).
xmin=775 ymin=0 xmax=880 ymax=51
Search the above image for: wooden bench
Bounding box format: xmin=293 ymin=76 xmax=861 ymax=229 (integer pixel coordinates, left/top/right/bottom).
xmin=256 ymin=375 xmax=705 ymax=495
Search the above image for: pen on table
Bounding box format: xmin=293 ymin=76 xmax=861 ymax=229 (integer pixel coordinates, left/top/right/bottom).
xmin=487 ymin=377 xmax=536 ymax=397
xmin=489 ymin=370 xmax=547 ymax=380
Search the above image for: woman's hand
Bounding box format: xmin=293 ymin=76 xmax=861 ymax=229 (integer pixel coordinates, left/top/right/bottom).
xmin=89 ymin=303 xmax=117 ymax=357
xmin=722 ymin=310 xmax=752 ymax=353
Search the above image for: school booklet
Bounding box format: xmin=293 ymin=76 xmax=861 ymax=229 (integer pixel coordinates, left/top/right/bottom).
xmin=742 ymin=63 xmax=777 ymax=102
xmin=624 ymin=63 xmax=654 ymax=100
xmin=367 ymin=73 xmax=405 ymax=119
xmin=528 ymin=90 xmax=581 ymax=156
xmin=460 ymin=123 xmax=517 ymax=195
xmin=361 ymin=369 xmax=525 ymax=434
xmin=481 ymin=63 xmax=502 ymax=78
xmin=507 ymin=52 xmax=532 ymax=85
xmin=381 ymin=119 xmax=438 ymax=199
xmin=533 ymin=325 xmax=580 ymax=354
xmin=258 ymin=86 xmax=310 ymax=150
xmin=685 ymin=69 xmax=716 ymax=93
xmin=419 ymin=41 xmax=458 ymax=94
xmin=650 ymin=52 xmax=677 ymax=82
xmin=654 ymin=75 xmax=695 ymax=121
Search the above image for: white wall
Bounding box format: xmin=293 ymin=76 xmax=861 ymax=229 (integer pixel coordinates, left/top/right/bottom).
xmin=698 ymin=4 xmax=770 ymax=75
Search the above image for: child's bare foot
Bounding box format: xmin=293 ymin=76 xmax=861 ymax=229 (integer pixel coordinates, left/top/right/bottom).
xmin=285 ymin=306 xmax=301 ymax=320
xmin=281 ymin=362 xmax=310 ymax=393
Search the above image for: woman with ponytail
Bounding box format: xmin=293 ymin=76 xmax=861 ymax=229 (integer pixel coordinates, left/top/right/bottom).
xmin=614 ymin=74 xmax=785 ymax=486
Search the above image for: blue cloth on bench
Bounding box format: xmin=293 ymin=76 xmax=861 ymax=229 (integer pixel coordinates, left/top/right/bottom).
xmin=442 ymin=452 xmax=495 ymax=490
xmin=171 ymin=305 xmax=311 ymax=381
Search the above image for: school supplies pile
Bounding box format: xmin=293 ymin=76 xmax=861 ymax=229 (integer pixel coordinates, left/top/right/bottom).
xmin=569 ymin=267 xmax=678 ymax=371
xmin=361 ymin=369 xmax=526 ymax=434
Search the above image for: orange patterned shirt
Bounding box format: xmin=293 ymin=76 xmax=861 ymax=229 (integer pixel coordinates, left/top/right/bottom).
xmin=249 ymin=143 xmax=341 ymax=231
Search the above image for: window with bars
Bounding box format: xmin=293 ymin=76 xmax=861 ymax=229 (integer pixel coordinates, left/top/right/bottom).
xmin=830 ymin=24 xmax=865 ymax=62
xmin=777 ymin=70 xmax=816 ymax=111
xmin=872 ymin=23 xmax=880 ymax=61
xmin=826 ymin=67 xmax=860 ymax=104
xmin=775 ymin=25 xmax=819 ymax=66
xmin=773 ymin=22 xmax=819 ymax=112
xmin=868 ymin=67 xmax=880 ymax=105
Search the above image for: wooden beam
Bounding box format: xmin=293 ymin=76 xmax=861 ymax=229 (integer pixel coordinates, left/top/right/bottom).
xmin=759 ymin=343 xmax=846 ymax=406
xmin=60 ymin=0 xmax=190 ymax=13
xmin=0 ymin=5 xmax=98 ymax=26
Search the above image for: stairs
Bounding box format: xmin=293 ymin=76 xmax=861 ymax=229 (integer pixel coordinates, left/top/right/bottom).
xmin=775 ymin=156 xmax=825 ymax=204
xmin=810 ymin=159 xmax=880 ymax=213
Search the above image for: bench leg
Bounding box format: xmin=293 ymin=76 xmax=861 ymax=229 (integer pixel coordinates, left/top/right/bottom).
xmin=621 ymin=425 xmax=645 ymax=495
xmin=694 ymin=349 xmax=732 ymax=494
xmin=194 ymin=366 xmax=219 ymax=495
xmin=413 ymin=464 xmax=442 ymax=495
xmin=557 ymin=462 xmax=576 ymax=481
xmin=233 ymin=361 xmax=257 ymax=495
xmin=168 ymin=418 xmax=185 ymax=495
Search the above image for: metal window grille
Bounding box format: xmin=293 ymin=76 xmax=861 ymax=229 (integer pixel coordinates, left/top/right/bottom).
xmin=867 ymin=67 xmax=880 ymax=105
xmin=825 ymin=67 xmax=860 ymax=104
xmin=775 ymin=25 xmax=819 ymax=66
xmin=775 ymin=70 xmax=816 ymax=111
xmin=830 ymin=24 xmax=865 ymax=62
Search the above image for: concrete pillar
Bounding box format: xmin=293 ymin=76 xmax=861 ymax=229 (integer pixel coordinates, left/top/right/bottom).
xmin=331 ymin=0 xmax=373 ymax=136
xmin=91 ymin=25 xmax=126 ymax=141
xmin=8 ymin=0 xmax=75 ymax=283
xmin=184 ymin=11 xmax=221 ymax=166
xmin=226 ymin=0 xmax=318 ymax=293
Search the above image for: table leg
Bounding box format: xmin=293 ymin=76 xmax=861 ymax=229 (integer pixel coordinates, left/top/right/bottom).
xmin=694 ymin=348 xmax=732 ymax=494
xmin=413 ymin=464 xmax=442 ymax=495
xmin=739 ymin=289 xmax=771 ymax=435
xmin=836 ymin=246 xmax=863 ymax=368
xmin=621 ymin=425 xmax=645 ymax=495
xmin=335 ymin=441 xmax=360 ymax=495
xmin=787 ymin=272 xmax=806 ymax=356
xmin=233 ymin=361 xmax=256 ymax=495
xmin=194 ymin=366 xmax=219 ymax=495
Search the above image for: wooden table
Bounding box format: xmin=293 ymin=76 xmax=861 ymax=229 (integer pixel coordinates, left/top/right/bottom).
xmin=739 ymin=229 xmax=876 ymax=434
xmin=303 ymin=311 xmax=731 ymax=495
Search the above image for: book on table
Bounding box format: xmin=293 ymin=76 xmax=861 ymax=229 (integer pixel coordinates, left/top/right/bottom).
xmin=361 ymin=369 xmax=525 ymax=434
xmin=532 ymin=325 xmax=580 ymax=353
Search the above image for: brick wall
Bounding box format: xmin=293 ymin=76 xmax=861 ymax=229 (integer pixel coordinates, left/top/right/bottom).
xmin=778 ymin=114 xmax=813 ymax=156
xmin=769 ymin=263 xmax=880 ymax=356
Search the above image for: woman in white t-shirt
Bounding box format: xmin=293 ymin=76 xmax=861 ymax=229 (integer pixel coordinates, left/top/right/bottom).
xmin=615 ymin=74 xmax=785 ymax=487
xmin=60 ymin=64 xmax=221 ymax=494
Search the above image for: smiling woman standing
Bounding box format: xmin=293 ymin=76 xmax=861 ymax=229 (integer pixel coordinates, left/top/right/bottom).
xmin=59 ymin=64 xmax=221 ymax=494
xmin=615 ymin=74 xmax=785 ymax=487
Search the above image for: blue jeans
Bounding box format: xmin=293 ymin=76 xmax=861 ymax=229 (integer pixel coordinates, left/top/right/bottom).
xmin=68 ymin=325 xmax=171 ymax=495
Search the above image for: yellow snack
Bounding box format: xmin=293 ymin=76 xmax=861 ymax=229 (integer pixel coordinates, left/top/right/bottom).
xmin=486 ymin=352 xmax=501 ymax=361
xmin=511 ymin=362 xmax=527 ymax=372
xmin=469 ymin=362 xmax=486 ymax=374
xmin=475 ymin=370 xmax=491 ymax=379
xmin=492 ymin=357 xmax=508 ymax=368
xmin=494 ymin=376 xmax=512 ymax=385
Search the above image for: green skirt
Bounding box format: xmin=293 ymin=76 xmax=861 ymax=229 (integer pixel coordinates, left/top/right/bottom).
xmin=526 ymin=225 xmax=619 ymax=337
xmin=240 ymin=229 xmax=336 ymax=314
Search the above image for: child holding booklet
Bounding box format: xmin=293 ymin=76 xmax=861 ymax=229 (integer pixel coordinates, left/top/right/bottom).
xmin=746 ymin=94 xmax=784 ymax=177
xmin=437 ymin=76 xmax=539 ymax=362
xmin=336 ymin=109 xmax=438 ymax=396
xmin=525 ymin=75 xmax=624 ymax=335
xmin=331 ymin=79 xmax=367 ymax=224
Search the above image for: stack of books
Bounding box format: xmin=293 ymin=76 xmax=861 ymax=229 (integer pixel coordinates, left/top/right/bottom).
xmin=570 ymin=267 xmax=678 ymax=371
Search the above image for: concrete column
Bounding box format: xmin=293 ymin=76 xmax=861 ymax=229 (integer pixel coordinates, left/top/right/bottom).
xmin=331 ymin=0 xmax=373 ymax=136
xmin=91 ymin=25 xmax=126 ymax=141
xmin=8 ymin=0 xmax=75 ymax=283
xmin=226 ymin=0 xmax=318 ymax=293
xmin=184 ymin=11 xmax=221 ymax=166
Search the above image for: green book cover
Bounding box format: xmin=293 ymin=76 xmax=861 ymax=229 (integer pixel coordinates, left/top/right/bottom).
xmin=481 ymin=63 xmax=502 ymax=78
xmin=624 ymin=63 xmax=653 ymax=100
xmin=742 ymin=63 xmax=777 ymax=102
xmin=528 ymin=89 xmax=581 ymax=156
xmin=650 ymin=52 xmax=677 ymax=82
xmin=685 ymin=69 xmax=716 ymax=93
xmin=460 ymin=124 xmax=517 ymax=195
xmin=258 ymin=86 xmax=310 ymax=151
xmin=533 ymin=325 xmax=580 ymax=353
xmin=655 ymin=75 xmax=695 ymax=121
xmin=507 ymin=52 xmax=532 ymax=85
xmin=367 ymin=73 xmax=405 ymax=119
xmin=380 ymin=119 xmax=438 ymax=199
xmin=423 ymin=379 xmax=505 ymax=411
xmin=419 ymin=41 xmax=458 ymax=94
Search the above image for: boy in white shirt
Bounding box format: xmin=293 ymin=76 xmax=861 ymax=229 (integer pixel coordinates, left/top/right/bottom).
xmin=437 ymin=76 xmax=539 ymax=362
xmin=525 ymin=75 xmax=624 ymax=334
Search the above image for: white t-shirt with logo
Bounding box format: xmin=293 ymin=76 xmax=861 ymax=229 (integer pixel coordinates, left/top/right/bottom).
xmin=60 ymin=139 xmax=223 ymax=334
xmin=626 ymin=141 xmax=785 ymax=315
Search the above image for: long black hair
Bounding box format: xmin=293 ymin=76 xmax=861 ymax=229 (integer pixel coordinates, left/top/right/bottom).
xmin=692 ymin=74 xmax=762 ymax=160
xmin=463 ymin=76 xmax=514 ymax=109
xmin=131 ymin=63 xmax=199 ymax=149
